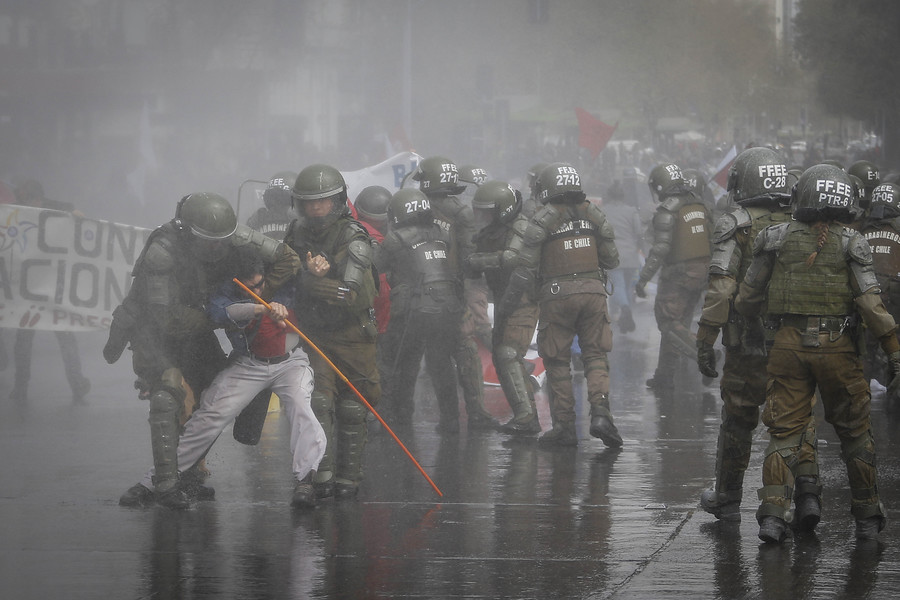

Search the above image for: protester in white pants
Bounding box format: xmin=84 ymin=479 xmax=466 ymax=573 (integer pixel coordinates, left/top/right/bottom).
xmin=129 ymin=252 xmax=326 ymax=509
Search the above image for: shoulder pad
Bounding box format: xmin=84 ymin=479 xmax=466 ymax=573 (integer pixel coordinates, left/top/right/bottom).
xmin=532 ymin=204 xmax=565 ymax=234
xmin=845 ymin=229 xmax=873 ymax=266
xmin=659 ymin=196 xmax=682 ymax=213
xmin=652 ymin=208 xmax=676 ymax=231
xmin=753 ymin=222 xmax=790 ymax=254
xmin=579 ymin=202 xmax=608 ymax=227
xmin=142 ymin=234 xmax=176 ymax=272
xmin=712 ymin=212 xmax=741 ymax=244
xmin=230 ymin=223 xmax=282 ymax=262
xmin=347 ymin=238 xmax=374 ymax=265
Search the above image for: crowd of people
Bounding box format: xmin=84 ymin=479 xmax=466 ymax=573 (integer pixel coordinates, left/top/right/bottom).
xmin=5 ymin=144 xmax=885 ymax=545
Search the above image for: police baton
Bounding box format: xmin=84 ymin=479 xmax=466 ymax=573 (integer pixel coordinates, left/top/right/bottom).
xmin=233 ymin=278 xmax=443 ymax=498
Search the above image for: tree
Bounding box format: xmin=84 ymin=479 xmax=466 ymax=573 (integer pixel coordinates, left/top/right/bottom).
xmin=794 ymin=0 xmax=900 ymax=162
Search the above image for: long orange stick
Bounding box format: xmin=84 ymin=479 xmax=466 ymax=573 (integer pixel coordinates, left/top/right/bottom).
xmin=234 ymin=278 xmax=443 ymax=497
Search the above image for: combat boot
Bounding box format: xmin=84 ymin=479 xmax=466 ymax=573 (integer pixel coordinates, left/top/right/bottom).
xmin=313 ymin=471 xmax=335 ymax=499
xmin=699 ymin=489 xmax=742 ymax=522
xmin=334 ymin=480 xmax=359 ymax=499
xmin=589 ymin=413 xmax=623 ymax=448
xmin=856 ymin=516 xmax=885 ymax=541
xmin=179 ymin=468 xmax=215 ymax=502
xmin=119 ymin=483 xmax=154 ymax=508
xmin=500 ymin=414 xmax=542 ymax=435
xmin=467 ymin=408 xmax=500 ymax=431
xmin=291 ymin=472 xmax=316 ymax=509
xmin=792 ymin=476 xmax=821 ymax=532
xmin=758 ymin=516 xmax=788 ymax=544
xmin=156 ymin=486 xmax=191 ymax=510
xmin=537 ymin=423 xmax=577 ymax=447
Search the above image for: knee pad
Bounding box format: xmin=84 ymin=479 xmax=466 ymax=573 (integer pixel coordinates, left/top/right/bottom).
xmin=310 ymin=391 xmax=332 ymax=416
xmin=336 ymin=397 xmax=368 ymax=425
xmin=493 ymin=344 xmax=519 ymax=368
xmin=842 ymin=430 xmax=876 ymax=468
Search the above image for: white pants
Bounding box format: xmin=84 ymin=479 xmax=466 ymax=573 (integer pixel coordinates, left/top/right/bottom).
xmin=141 ymin=350 xmax=326 ymax=489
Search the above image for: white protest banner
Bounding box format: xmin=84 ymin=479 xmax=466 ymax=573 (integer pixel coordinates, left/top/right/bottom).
xmin=0 ymin=205 xmax=151 ymax=332
xmin=342 ymin=151 xmax=422 ymax=200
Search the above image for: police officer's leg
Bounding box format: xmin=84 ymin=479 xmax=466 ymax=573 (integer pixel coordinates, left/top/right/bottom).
xmin=147 ymin=367 xmax=190 ymax=508
xmin=701 ymin=351 xmax=767 ymax=520
xmin=536 ymin=298 xmax=578 ymax=445
xmin=334 ymin=340 xmax=380 ymax=497
xmin=817 ymin=352 xmax=886 ymax=538
xmin=454 ymin=306 xmax=497 ymax=429
xmin=381 ymin=312 xmax=425 ymax=426
xmin=309 ymin=353 xmax=338 ymax=498
xmin=495 ymin=303 xmax=540 ymax=434
xmin=757 ymin=344 xmax=816 ymax=542
xmin=425 ymin=315 xmax=464 ymax=433
xmin=578 ymin=294 xmax=622 ymax=447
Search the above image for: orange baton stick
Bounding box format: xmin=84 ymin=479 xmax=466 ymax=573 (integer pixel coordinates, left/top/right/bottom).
xmin=234 ymin=278 xmax=443 ymax=497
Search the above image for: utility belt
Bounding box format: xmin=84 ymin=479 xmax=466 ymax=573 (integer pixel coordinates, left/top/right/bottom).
xmin=541 ymin=270 xmax=609 ymax=300
xmin=767 ymin=313 xmax=859 ymax=346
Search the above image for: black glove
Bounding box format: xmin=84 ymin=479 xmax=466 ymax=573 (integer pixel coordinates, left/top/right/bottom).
xmin=697 ymin=340 xmax=718 ymax=378
xmin=887 ymin=351 xmax=900 ymax=399
xmin=635 ymin=280 xmax=647 ymax=299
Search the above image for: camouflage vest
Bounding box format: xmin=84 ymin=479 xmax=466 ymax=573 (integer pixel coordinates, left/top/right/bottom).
xmin=739 ymin=206 xmax=791 ymax=282
xmin=766 ymin=221 xmax=854 ymax=316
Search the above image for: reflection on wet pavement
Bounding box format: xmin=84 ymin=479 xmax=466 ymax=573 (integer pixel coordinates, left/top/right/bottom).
xmin=2 ymin=305 xmax=900 ymax=598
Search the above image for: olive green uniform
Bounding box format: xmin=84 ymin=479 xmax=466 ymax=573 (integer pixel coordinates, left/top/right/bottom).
xmin=698 ymin=205 xmax=819 ymax=517
xmin=638 ymin=193 xmax=712 ymax=388
xmin=735 ymin=220 xmax=898 ymax=527
xmin=508 ymin=199 xmax=619 ymax=442
xmin=284 ymin=214 xmax=380 ymax=493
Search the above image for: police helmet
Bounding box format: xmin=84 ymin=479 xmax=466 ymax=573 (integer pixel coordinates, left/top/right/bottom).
xmin=868 ymin=182 xmax=900 ymax=220
xmin=263 ymin=171 xmax=297 ymax=211
xmin=536 ymin=162 xmax=586 ymax=204
xmin=647 ymin=163 xmax=689 ymax=201
xmin=726 ymin=147 xmax=791 ymax=207
xmin=176 ymin=192 xmax=238 ymax=263
xmin=472 ymin=180 xmax=522 ymax=224
xmin=354 ymin=185 xmax=392 ymax=229
xmin=292 ymin=164 xmax=349 ymax=230
xmin=388 ymin=188 xmax=433 ymax=229
xmin=791 ymin=164 xmax=855 ymax=223
xmin=411 ymin=156 xmax=466 ymax=197
xmin=848 ymin=160 xmax=881 ymax=209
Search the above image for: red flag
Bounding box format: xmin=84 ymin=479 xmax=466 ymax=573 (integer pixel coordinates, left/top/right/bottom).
xmin=712 ymin=145 xmax=737 ymax=190
xmin=575 ymin=108 xmax=618 ymax=159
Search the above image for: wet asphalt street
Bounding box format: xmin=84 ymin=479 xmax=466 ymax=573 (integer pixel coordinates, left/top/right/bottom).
xmin=2 ymin=298 xmax=900 ymax=599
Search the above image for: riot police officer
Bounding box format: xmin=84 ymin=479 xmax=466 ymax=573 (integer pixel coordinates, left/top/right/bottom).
xmin=411 ymin=156 xmax=497 ymax=431
xmin=467 ymin=180 xmax=542 ymax=434
xmin=246 ymin=170 xmax=297 ymax=241
xmin=848 ymin=160 xmax=881 ymax=221
xmin=735 ymin=164 xmax=900 ymax=543
xmin=284 ymin=164 xmax=381 ymax=498
xmin=505 ymin=162 xmax=622 ymax=447
xmin=636 ymin=163 xmax=712 ymax=392
xmin=695 ymin=147 xmax=821 ymax=526
xmin=859 ymin=182 xmax=900 ymax=395
xmin=374 ymin=189 xmax=465 ymax=429
xmin=113 ymin=192 xmax=299 ymax=508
